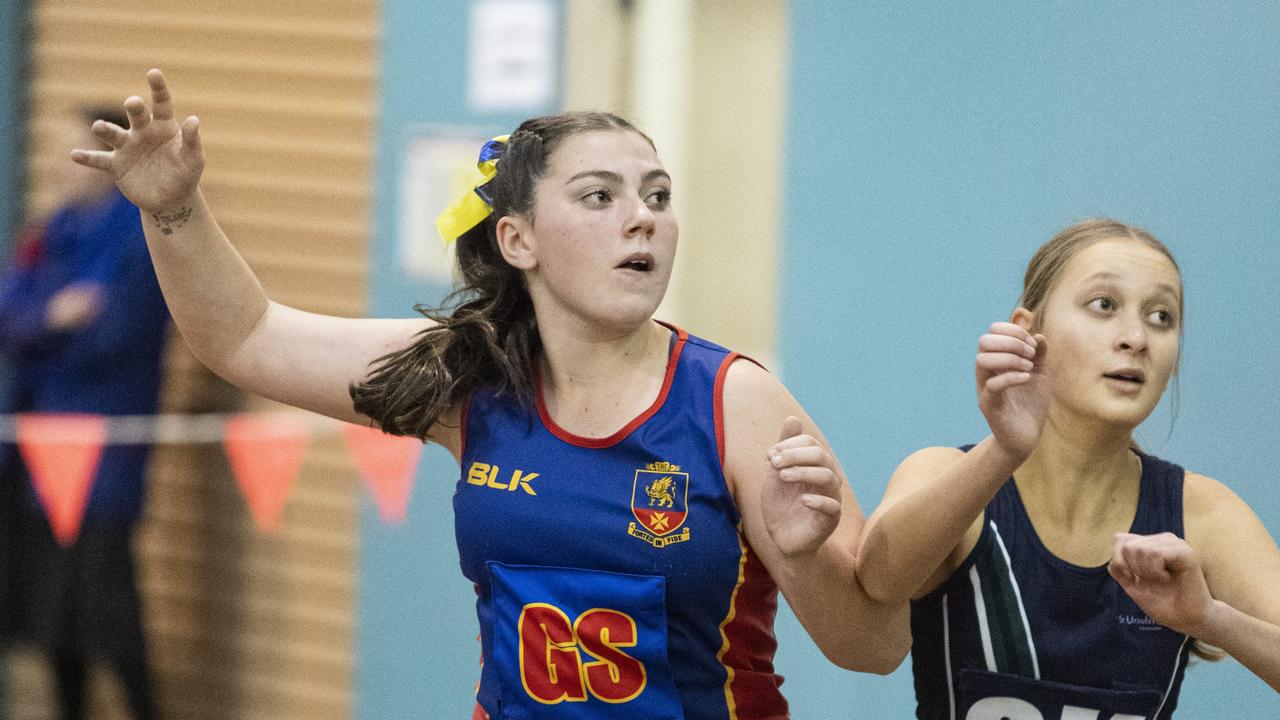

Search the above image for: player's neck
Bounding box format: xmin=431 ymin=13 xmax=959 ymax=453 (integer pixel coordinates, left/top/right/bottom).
xmin=536 ymin=319 xmax=672 ymax=437
xmin=1015 ymin=419 xmax=1141 ymax=531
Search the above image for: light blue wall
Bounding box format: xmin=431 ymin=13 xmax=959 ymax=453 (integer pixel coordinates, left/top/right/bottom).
xmin=782 ymin=2 xmax=1280 ymax=718
xmin=357 ymin=1 xmax=560 ymax=717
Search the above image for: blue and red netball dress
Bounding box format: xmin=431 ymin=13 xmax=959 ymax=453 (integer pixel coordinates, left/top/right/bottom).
xmin=454 ymin=323 xmax=787 ymax=720
xmin=911 ymin=449 xmax=1193 ymax=720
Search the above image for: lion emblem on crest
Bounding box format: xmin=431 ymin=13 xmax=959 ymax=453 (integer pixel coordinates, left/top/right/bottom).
xmin=630 ymin=462 xmax=690 ymax=545
xmin=645 ymin=476 xmax=676 ymax=508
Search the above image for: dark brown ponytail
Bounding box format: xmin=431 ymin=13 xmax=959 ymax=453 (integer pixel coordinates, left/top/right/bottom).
xmin=349 ymin=111 xmax=652 ymax=440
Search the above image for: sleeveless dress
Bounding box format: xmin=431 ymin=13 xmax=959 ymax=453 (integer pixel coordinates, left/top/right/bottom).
xmin=910 ymin=449 xmax=1193 ymax=720
xmin=454 ymin=323 xmax=788 ymax=719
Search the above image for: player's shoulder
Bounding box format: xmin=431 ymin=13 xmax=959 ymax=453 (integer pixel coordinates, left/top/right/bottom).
xmin=895 ymin=446 xmax=967 ymax=476
xmin=1182 ymin=469 xmax=1249 ymax=523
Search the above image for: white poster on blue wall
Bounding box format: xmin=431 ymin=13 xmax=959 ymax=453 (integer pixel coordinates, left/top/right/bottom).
xmin=398 ymin=128 xmax=495 ymax=283
xmin=468 ymin=0 xmax=556 ymax=113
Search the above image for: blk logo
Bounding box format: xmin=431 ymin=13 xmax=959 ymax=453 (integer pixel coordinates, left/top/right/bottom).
xmin=467 ymin=462 xmax=538 ymax=495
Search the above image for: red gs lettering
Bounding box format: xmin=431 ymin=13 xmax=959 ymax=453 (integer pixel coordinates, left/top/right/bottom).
xmin=519 ymin=604 xmax=648 ymax=705
xmin=519 ymin=604 xmax=587 ymax=703
xmin=575 ymin=609 xmax=646 ymax=703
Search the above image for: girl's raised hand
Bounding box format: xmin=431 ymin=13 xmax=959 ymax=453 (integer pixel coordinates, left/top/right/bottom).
xmin=70 ymin=69 xmax=204 ymax=214
xmin=976 ymin=321 xmax=1049 ymax=460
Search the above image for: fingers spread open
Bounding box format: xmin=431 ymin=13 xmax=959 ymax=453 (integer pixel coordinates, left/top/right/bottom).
xmin=69 ymin=149 xmax=112 ymax=171
xmin=181 ymin=116 xmax=202 ymax=151
xmin=91 ymin=120 xmax=128 ymax=149
xmin=148 ymin=68 xmax=175 ymax=121
xmin=123 ymin=95 xmax=150 ymax=130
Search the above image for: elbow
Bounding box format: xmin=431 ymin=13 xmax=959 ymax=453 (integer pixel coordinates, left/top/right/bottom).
xmin=821 ymin=634 xmax=910 ymax=675
xmin=813 ymin=598 xmax=913 ymax=675
xmin=858 ymin=572 xmax=916 ymax=606
xmin=855 ymin=532 xmax=916 ymax=606
xmin=861 ymin=646 xmax=910 ymax=676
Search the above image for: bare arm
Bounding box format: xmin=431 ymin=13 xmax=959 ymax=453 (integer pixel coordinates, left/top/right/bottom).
xmin=137 ymin=190 xmax=428 ymax=421
xmin=722 ymin=359 xmax=909 ymax=674
xmin=858 ymin=321 xmax=1048 ymax=601
xmin=71 ymin=69 xmax=456 ymax=452
xmin=1111 ymin=473 xmax=1280 ymax=692
xmin=858 ymin=440 xmax=1018 ymax=601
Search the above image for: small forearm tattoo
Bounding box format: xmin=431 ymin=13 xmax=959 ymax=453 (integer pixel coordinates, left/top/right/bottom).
xmin=152 ymin=206 xmax=193 ymax=235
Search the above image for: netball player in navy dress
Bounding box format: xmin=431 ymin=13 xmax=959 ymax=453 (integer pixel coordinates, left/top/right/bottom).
xmin=69 ymin=70 xmax=909 ymax=719
xmin=857 ymin=219 xmax=1280 ymax=719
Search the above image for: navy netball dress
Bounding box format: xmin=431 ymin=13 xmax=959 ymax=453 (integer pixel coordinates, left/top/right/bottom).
xmin=911 ymin=449 xmax=1193 ymax=720
xmin=454 ymin=323 xmax=788 ymax=720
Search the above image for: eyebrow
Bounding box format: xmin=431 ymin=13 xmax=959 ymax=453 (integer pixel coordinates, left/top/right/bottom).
xmin=1082 ymin=271 xmax=1181 ymax=298
xmin=565 ymin=169 xmax=671 ymax=185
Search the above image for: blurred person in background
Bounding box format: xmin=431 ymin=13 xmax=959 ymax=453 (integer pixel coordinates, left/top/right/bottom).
xmin=0 ymin=105 xmax=170 ymax=720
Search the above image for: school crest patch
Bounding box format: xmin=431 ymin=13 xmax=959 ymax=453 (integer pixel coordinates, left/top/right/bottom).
xmin=628 ymin=461 xmax=691 ymax=548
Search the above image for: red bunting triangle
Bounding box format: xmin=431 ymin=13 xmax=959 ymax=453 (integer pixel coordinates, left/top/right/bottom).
xmin=223 ymin=414 xmax=309 ymax=532
xmin=16 ymin=413 xmax=107 ymax=546
xmin=341 ymin=423 xmax=422 ymax=524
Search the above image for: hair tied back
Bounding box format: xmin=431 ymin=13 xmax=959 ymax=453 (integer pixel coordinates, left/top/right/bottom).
xmin=434 ymin=134 xmax=511 ymax=245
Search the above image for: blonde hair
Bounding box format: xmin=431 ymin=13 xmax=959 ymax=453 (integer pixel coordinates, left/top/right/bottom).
xmin=1018 ymin=217 xmax=1183 ymax=332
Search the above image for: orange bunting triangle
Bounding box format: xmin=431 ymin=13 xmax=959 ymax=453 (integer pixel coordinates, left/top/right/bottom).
xmin=16 ymin=413 xmax=107 ymax=546
xmin=341 ymin=423 xmax=422 ymax=524
xmin=223 ymin=414 xmax=309 ymax=532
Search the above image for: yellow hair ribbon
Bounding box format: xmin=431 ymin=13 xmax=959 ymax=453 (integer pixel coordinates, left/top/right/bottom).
xmin=435 ymin=134 xmax=511 ymax=244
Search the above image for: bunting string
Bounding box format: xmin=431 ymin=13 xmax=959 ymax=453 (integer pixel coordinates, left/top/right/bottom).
xmin=0 ymin=411 xmax=345 ymax=444
xmin=2 ymin=411 xmax=425 ymax=539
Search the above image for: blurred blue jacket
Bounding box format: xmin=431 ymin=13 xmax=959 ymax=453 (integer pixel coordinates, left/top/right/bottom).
xmin=0 ymin=189 xmax=170 ymax=525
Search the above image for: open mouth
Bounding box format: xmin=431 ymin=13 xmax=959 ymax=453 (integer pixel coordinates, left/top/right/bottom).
xmin=617 ymin=254 xmax=654 ymax=272
xmin=1103 ymin=370 xmax=1145 ymax=385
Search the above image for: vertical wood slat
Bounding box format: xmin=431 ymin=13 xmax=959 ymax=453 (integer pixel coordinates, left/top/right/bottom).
xmin=12 ymin=1 xmax=377 ymax=719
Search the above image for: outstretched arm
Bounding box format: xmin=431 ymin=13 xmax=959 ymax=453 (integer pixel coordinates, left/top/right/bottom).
xmin=1111 ymin=474 xmax=1280 ymax=692
xmin=858 ymin=321 xmax=1049 ymax=602
xmin=70 ymin=70 xmax=440 ymax=440
xmin=722 ymin=359 xmax=909 ymax=674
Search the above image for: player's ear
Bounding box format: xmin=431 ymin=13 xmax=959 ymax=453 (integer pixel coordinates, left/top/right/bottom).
xmin=496 ymin=214 xmax=537 ymax=270
xmin=1011 ymin=307 xmax=1035 ymax=333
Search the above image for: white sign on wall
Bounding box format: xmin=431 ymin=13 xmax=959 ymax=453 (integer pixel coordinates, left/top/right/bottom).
xmin=467 ymin=0 xmax=556 ymax=114
xmin=398 ymin=129 xmax=494 ymax=283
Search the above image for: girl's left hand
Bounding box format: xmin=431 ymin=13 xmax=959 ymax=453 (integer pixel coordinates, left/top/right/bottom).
xmin=1109 ymin=532 xmax=1216 ymax=637
xmin=762 ymin=416 xmax=843 ymax=557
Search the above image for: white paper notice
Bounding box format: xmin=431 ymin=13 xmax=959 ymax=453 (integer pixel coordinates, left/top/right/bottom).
xmin=398 ymin=130 xmax=493 ymax=283
xmin=468 ymin=0 xmax=556 ymax=113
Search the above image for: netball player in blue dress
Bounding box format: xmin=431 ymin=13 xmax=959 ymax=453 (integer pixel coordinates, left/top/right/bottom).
xmin=857 ymin=219 xmax=1280 ymax=718
xmin=69 ymin=69 xmax=909 ymax=719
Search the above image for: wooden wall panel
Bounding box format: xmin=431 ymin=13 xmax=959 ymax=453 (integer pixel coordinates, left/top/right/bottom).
xmin=11 ymin=1 xmax=377 ymax=718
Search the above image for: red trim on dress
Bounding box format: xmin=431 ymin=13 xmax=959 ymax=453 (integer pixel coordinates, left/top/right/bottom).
xmin=713 ymin=352 xmax=766 ymax=491
xmin=719 ymin=531 xmax=787 ymax=719
xmin=534 ymin=322 xmax=688 ymax=449
xmin=713 ymin=352 xmax=740 ymax=470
